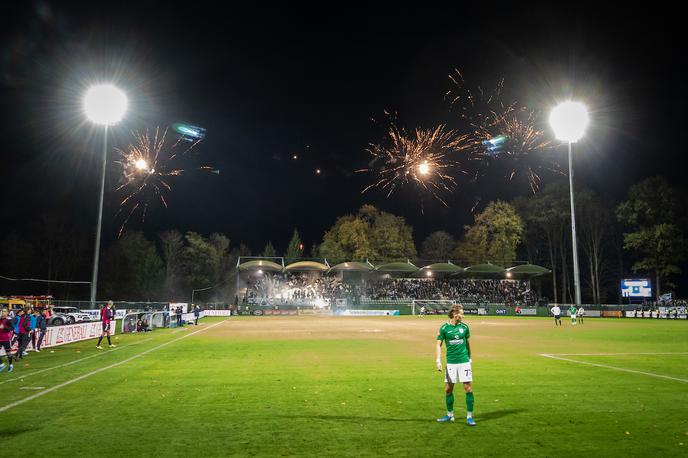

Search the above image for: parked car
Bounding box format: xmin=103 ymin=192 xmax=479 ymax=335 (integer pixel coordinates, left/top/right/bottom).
xmin=49 ymin=313 xmax=69 ymax=326
xmin=51 ymin=306 xmax=92 ymax=325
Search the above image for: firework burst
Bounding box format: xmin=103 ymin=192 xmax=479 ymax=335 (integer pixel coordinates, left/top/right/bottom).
xmin=359 ymin=118 xmax=473 ymax=206
xmin=447 ymin=69 xmax=561 ymax=192
xmin=114 ymin=126 xmax=205 ymax=236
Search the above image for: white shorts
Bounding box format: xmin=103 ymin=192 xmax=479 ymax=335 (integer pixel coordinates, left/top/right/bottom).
xmin=570 ymin=314 xmax=576 ymax=319
xmin=445 ymin=362 xmax=472 ymax=384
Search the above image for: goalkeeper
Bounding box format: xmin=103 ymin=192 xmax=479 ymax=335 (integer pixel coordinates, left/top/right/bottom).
xmin=435 ymin=304 xmax=476 ymax=425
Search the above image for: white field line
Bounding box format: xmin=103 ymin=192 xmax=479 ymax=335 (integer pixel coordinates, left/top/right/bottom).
xmin=0 ymin=320 xmax=227 ymax=413
xmin=0 ymin=337 xmax=154 ymax=386
xmin=544 ymin=352 xmax=688 ymax=356
xmin=539 ymin=353 xmax=688 ymax=383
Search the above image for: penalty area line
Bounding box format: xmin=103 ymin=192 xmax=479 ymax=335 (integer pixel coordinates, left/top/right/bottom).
xmin=539 ymin=353 xmax=688 ymax=384
xmin=0 ymin=320 xmax=228 ymax=413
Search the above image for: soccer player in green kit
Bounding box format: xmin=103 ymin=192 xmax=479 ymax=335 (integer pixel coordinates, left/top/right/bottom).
xmin=436 ymin=304 xmax=476 ymax=425
xmin=569 ymin=304 xmax=577 ymax=326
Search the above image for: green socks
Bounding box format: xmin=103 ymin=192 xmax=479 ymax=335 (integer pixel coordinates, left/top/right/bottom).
xmin=466 ymin=392 xmax=475 ymax=413
xmin=445 ymin=393 xmax=454 ymax=413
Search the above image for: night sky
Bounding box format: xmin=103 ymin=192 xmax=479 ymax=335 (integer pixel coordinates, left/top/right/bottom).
xmin=1 ymin=3 xmax=686 ymax=255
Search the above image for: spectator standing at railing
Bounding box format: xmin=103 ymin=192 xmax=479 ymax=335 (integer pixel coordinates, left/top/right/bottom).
xmin=176 ymin=306 xmax=183 ymax=327
xmin=0 ymin=308 xmax=15 ymax=373
xmin=35 ymin=310 xmax=47 ymax=352
xmin=194 ymin=305 xmax=201 ymax=325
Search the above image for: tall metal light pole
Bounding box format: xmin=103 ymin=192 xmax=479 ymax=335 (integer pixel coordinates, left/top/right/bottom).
xmin=83 ymin=84 xmax=128 ymax=305
xmin=550 ymin=101 xmax=589 ymax=306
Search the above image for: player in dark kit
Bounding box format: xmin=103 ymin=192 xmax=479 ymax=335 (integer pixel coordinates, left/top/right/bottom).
xmin=0 ymin=308 xmax=15 ymax=373
xmin=96 ymin=301 xmax=116 ymax=349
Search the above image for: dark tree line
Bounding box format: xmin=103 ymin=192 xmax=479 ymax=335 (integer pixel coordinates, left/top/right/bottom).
xmin=1 ymin=177 xmax=685 ymax=303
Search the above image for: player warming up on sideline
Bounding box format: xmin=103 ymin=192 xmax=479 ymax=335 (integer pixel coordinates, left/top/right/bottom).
xmin=0 ymin=308 xmax=15 ymax=373
xmin=436 ymin=304 xmax=476 ymax=426
xmin=550 ymin=304 xmax=562 ymax=326
xmin=569 ymin=305 xmax=577 ymax=326
xmin=96 ymin=301 xmax=116 ymax=349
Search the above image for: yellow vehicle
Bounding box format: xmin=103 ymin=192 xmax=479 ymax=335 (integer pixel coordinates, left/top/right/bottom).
xmin=0 ymin=295 xmax=53 ymax=312
xmin=0 ymin=296 xmax=27 ymax=312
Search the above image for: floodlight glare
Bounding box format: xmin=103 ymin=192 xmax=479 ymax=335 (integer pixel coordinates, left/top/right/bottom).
xmin=83 ymin=84 xmax=128 ymax=125
xmin=549 ymin=101 xmax=589 ymax=143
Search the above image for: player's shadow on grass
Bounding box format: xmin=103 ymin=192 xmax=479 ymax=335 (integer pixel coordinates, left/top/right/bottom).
xmin=275 ymin=410 xmax=524 ymax=423
xmin=274 ymin=414 xmax=429 ymax=423
xmin=477 ymin=408 xmax=524 ymax=423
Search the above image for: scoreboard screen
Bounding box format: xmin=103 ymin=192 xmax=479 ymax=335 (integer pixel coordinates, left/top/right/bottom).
xmin=621 ymin=279 xmax=652 ymax=298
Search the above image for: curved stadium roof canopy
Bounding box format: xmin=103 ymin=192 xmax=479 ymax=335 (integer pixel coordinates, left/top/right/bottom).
xmin=237 ymin=258 xmax=549 ymax=278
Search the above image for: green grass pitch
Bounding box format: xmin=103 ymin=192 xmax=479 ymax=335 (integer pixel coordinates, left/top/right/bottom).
xmin=1 ymin=316 xmax=687 ymax=457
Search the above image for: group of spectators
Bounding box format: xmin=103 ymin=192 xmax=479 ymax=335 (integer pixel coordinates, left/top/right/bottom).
xmin=364 ymin=278 xmax=535 ymax=304
xmin=245 ymin=273 xmax=361 ymax=307
xmin=0 ymin=306 xmax=50 ymax=373
xmin=244 ymin=274 xmax=536 ymax=307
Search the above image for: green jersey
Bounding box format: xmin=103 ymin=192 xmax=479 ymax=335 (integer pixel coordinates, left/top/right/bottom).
xmin=569 ymin=306 xmax=577 ymax=315
xmin=437 ymin=321 xmax=471 ymax=364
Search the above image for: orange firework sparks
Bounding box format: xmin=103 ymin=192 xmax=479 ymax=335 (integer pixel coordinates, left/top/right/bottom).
xmin=447 ymin=69 xmax=561 ymax=192
xmin=114 ymin=126 xmax=207 ymax=236
xmin=359 ymin=119 xmax=473 ymax=206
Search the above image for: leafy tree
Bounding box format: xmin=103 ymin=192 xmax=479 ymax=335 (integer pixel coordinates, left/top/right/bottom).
xmin=369 ymin=210 xmax=417 ymax=260
xmin=616 ymin=177 xmax=687 ymax=296
xmin=577 ymin=190 xmax=612 ymax=304
xmin=159 ymin=230 xmax=184 ymax=299
xmin=319 ymin=206 xmax=416 ymax=261
xmin=455 ymin=201 xmax=523 ymax=267
xmin=514 ymin=184 xmax=571 ymax=303
xmin=421 ymin=231 xmax=456 ymax=261
xmin=100 ymin=231 xmax=164 ymax=301
xmin=182 ymin=232 xmax=231 ymax=290
xmin=309 ymin=242 xmax=320 ymax=258
xmin=320 ymin=215 xmax=372 ymax=260
xmin=285 ymin=229 xmax=304 ymax=259
xmin=261 ymin=241 xmax=277 ymax=257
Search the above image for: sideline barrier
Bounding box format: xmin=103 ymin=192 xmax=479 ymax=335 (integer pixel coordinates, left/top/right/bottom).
xmin=82 ymin=309 xmax=128 ymax=320
xmin=202 ymin=310 xmax=233 ymax=316
xmin=336 ymin=309 xmax=400 ymax=316
xmin=0 ymin=321 xmax=115 ymax=356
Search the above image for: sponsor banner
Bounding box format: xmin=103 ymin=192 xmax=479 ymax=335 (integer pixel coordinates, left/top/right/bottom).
xmin=263 ymin=309 xmax=298 ymax=316
xmin=297 ymin=308 xmax=331 ymax=316
xmin=625 ymin=310 xmax=662 ymax=318
xmin=83 ymin=309 xmax=127 ymax=321
xmin=337 ymin=309 xmax=400 ymax=316
xmin=495 ymin=308 xmax=508 ymax=315
xmin=601 ymin=311 xmax=623 ymax=318
xmin=0 ymin=321 xmax=116 ymax=356
xmin=478 ymin=308 xmax=488 ymax=316
xmin=202 ymin=310 xmax=233 ymax=316
xmin=518 ymin=308 xmax=538 ymax=316
xmin=583 ymin=310 xmax=601 ymax=317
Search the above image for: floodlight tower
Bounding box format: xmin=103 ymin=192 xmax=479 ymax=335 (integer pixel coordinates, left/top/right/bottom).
xmin=83 ymin=84 xmax=128 ymax=304
xmin=549 ymin=101 xmax=589 ymax=306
